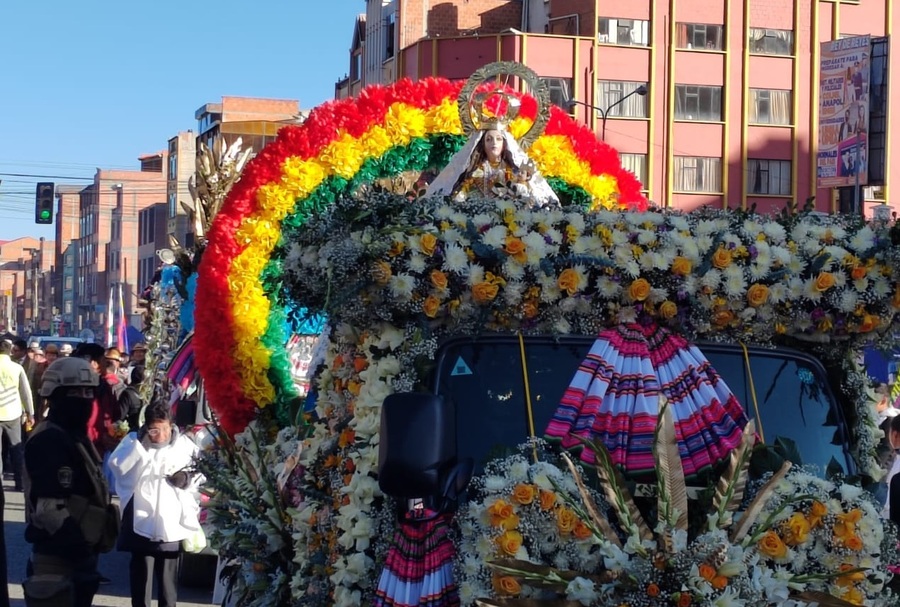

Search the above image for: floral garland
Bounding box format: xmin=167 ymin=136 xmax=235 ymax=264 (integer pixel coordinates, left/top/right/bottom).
xmin=194 ymin=77 xmax=646 ymax=435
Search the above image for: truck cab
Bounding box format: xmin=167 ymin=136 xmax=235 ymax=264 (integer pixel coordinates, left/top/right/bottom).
xmin=427 ymin=334 xmax=854 ymax=478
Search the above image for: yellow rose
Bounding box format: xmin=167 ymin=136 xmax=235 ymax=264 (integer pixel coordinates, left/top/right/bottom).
xmin=712 ymin=309 xmax=735 ymax=327
xmin=814 ymin=271 xmax=836 ymax=292
xmin=522 ymin=301 xmax=538 ymax=319
xmin=671 ymin=256 xmax=692 ymax=276
xmin=496 ymin=530 xmax=523 ymax=556
xmin=430 ymin=270 xmax=448 ymax=290
xmin=712 ymin=247 xmax=732 ymax=269
xmin=423 ymin=295 xmax=441 ymax=318
xmin=747 ymin=283 xmax=769 ymax=307
xmin=488 ymin=499 xmax=514 ymax=527
xmin=504 ymin=236 xmax=527 ymax=263
xmin=557 ymin=268 xmax=583 ymax=296
xmin=472 ymin=282 xmax=499 ymax=304
xmin=498 ymin=513 xmax=520 ymax=531
xmin=659 ymin=300 xmax=678 ymax=320
xmin=420 ymin=233 xmax=437 ymax=256
xmin=782 ymin=513 xmax=811 ymax=546
xmin=372 ymin=260 xmax=392 ymax=285
xmin=841 ymin=586 xmax=865 ymax=606
xmin=573 ymin=521 xmax=593 ymax=540
xmin=556 ymin=507 xmax=578 ymax=535
xmin=511 ymin=483 xmax=536 ymax=505
xmin=628 ymin=278 xmax=651 ymax=302
xmin=808 ymin=500 xmax=827 ymax=528
xmin=757 ymin=531 xmax=787 ymax=560
xmin=492 ymin=575 xmax=521 ymax=596
xmin=859 ymin=314 xmax=879 ymax=333
xmin=844 ymin=535 xmax=864 ymax=551
xmin=539 ymin=490 xmax=556 ymax=511
xmin=388 ymin=241 xmax=405 ymax=257
xmin=850 ymin=265 xmax=867 ymax=280
xmin=837 ymin=564 xmax=866 ymax=586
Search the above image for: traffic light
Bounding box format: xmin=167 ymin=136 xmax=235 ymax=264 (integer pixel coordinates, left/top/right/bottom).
xmin=35 ymin=182 xmax=54 ymax=224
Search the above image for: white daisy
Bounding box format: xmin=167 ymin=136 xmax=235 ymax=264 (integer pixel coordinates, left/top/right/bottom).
xmin=406 ymin=254 xmax=426 ymax=274
xmin=388 ymin=274 xmax=415 ymax=301
xmin=596 ymin=277 xmax=622 ymax=298
xmin=471 ymin=212 xmax=494 ymax=228
xmin=481 ymin=224 xmax=508 ymax=248
xmin=466 ymin=264 xmax=485 ymax=286
xmin=502 ymin=259 xmax=526 ymax=280
xmin=442 ymin=244 xmax=469 ymax=273
xmin=848 ymin=226 xmax=876 ymax=252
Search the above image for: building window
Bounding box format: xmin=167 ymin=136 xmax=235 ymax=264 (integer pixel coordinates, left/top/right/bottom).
xmin=598 ymin=81 xmax=649 ymax=118
xmin=749 ymin=28 xmax=794 ymax=55
xmin=750 ymin=89 xmax=792 ymax=125
xmin=168 ymin=153 xmax=177 ymax=180
xmin=168 ymin=192 xmax=177 ymax=218
xmin=598 ymin=18 xmax=650 ymax=46
xmin=676 ymin=23 xmax=723 ymax=50
xmin=674 ymin=156 xmax=722 ymax=192
xmin=620 ymin=153 xmax=648 ymax=187
xmin=541 ymin=77 xmax=572 ymax=109
xmin=675 ymin=85 xmax=723 ymax=121
xmin=64 ymin=276 xmax=73 ymax=290
xmin=385 ymin=12 xmax=396 ymax=59
xmin=747 ymin=159 xmax=791 ymax=195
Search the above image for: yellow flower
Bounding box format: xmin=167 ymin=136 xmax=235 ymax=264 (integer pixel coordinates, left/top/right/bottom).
xmin=419 ymin=233 xmax=438 ymax=256
xmin=430 ymin=270 xmax=448 ymax=290
xmin=782 ymin=513 xmax=810 ymax=546
xmin=504 ymin=236 xmax=527 ymax=263
xmin=511 ymin=484 xmax=536 ymax=505
xmin=757 ymin=531 xmax=787 ymax=560
xmin=371 ymin=261 xmax=393 ymax=285
xmin=628 ymin=278 xmax=651 ymax=302
xmin=388 ymin=241 xmax=405 ymax=257
xmin=472 ymin=282 xmax=500 ymax=304
xmin=747 ymin=284 xmax=769 ymax=307
xmin=712 ymin=247 xmax=733 ymax=269
xmin=557 ymin=268 xmax=585 ymax=296
xmin=423 ymin=295 xmax=440 ymax=318
xmin=859 ymin=314 xmax=879 ymax=332
xmin=495 ymin=530 xmax=523 ymax=556
xmin=841 ymin=586 xmax=865 ymax=606
xmin=659 ymin=300 xmax=678 ymax=320
xmin=671 ymin=256 xmax=692 ymax=276
xmin=814 ymin=271 xmax=836 ymax=292
xmin=488 ymin=499 xmax=514 ymax=527
xmin=808 ymin=501 xmax=827 ymax=528
xmin=539 ymin=490 xmax=556 ymax=511
xmin=492 ymin=574 xmax=521 ymax=596
xmin=712 ymin=308 xmax=735 ymax=327
xmin=556 ymin=507 xmax=578 ymax=535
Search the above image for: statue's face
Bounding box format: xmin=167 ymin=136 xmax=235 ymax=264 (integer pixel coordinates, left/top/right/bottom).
xmin=483 ymin=130 xmax=504 ymax=163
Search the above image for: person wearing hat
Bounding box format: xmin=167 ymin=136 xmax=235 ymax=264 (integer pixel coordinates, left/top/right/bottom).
xmin=0 ymin=340 xmax=34 ymax=491
xmin=72 ymin=343 xmax=124 ymax=459
xmin=23 ymin=356 xmax=118 ymax=607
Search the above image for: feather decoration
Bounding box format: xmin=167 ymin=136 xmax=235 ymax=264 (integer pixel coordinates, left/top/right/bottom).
xmin=559 ymin=452 xmax=622 ymax=547
xmin=791 ymin=591 xmax=859 ymax=607
xmin=654 ymin=397 xmax=688 ymax=534
xmin=568 ymin=434 xmax=653 ymax=542
xmin=729 ymin=460 xmax=792 ymax=543
xmin=711 ymin=419 xmax=756 ymax=529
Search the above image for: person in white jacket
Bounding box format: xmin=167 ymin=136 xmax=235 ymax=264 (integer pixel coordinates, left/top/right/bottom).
xmin=108 ymin=403 xmax=201 ymax=607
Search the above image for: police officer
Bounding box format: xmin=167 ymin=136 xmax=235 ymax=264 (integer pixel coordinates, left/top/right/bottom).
xmin=23 ymin=357 xmax=118 ymax=607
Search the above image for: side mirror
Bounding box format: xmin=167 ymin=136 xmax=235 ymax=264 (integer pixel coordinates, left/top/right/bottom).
xmin=378 ymin=393 xmax=459 ymax=500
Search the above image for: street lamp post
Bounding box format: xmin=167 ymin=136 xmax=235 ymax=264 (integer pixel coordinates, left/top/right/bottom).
xmin=566 ymin=85 xmax=648 ymax=140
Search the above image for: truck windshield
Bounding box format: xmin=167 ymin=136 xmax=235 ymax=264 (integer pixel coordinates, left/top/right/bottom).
xmin=432 ymin=336 xmax=851 ymax=476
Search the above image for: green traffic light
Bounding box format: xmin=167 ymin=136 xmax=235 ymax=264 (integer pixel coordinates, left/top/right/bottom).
xmin=39 ymin=210 xmax=51 ymax=220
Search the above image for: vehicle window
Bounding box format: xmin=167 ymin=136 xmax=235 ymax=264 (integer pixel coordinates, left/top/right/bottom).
xmin=435 ymin=338 xmax=849 ymax=475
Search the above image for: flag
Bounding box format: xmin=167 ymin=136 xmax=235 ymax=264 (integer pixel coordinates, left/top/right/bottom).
xmin=116 ymin=283 xmax=129 ymax=353
xmin=106 ymin=287 xmax=115 ymax=348
xmin=166 ymin=333 xmax=197 ymax=391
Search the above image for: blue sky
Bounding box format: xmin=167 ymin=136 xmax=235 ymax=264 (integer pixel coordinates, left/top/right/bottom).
xmin=0 ymin=0 xmax=363 ymax=241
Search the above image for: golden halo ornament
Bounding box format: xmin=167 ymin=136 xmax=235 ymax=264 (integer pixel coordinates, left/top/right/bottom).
xmin=457 ymin=61 xmax=551 ymax=149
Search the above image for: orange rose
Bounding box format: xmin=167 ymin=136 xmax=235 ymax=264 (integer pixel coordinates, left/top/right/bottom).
xmin=814 ymin=271 xmax=836 ymax=292
xmin=423 ymin=295 xmax=441 ymax=318
xmin=556 ymin=507 xmax=578 ymax=535
xmin=647 ymin=583 xmax=660 ymax=597
xmin=388 ymin=241 xmax=405 ymax=257
xmin=419 ymin=233 xmax=438 ymax=256
xmin=573 ymin=521 xmax=593 ymax=540
xmin=712 ymin=247 xmax=732 ymax=269
xmin=677 ymin=592 xmax=692 ymax=607
xmin=511 ymin=483 xmax=536 ymax=505
xmin=497 ymin=513 xmax=520 ymax=531
xmin=372 ymin=260 xmax=393 ymax=285
xmin=672 ymin=256 xmax=692 ymax=276
xmin=496 ymin=530 xmax=523 ymax=556
xmin=782 ymin=512 xmax=811 ymax=546
xmin=808 ymin=501 xmax=827 ymax=528
xmin=629 ymin=278 xmax=651 ymax=302
xmin=841 ymin=586 xmax=864 ymax=606
xmin=711 ymin=576 xmax=728 ymax=590
xmin=338 ymin=428 xmax=356 ymax=449
xmin=851 ymin=266 xmax=867 ymax=280
xmin=347 ymin=380 xmax=361 ymax=396
xmin=430 ymin=270 xmax=448 ymax=290
xmin=353 ymin=357 xmax=368 ymax=373
xmin=837 ymin=564 xmax=866 ymax=586
xmin=522 ymin=301 xmax=538 ymax=319
xmin=845 ymin=535 xmax=864 ymax=551
xmin=712 ymin=309 xmax=735 ymax=327
xmin=492 ymin=575 xmax=521 ymax=596
xmin=504 ymin=236 xmax=527 ymax=263
xmin=472 ymin=281 xmax=499 ymax=304
xmin=557 ymin=268 xmax=583 ymax=296
xmin=758 ymin=531 xmax=787 ymax=560
xmin=659 ymin=300 xmax=678 ymax=320
xmin=698 ymin=563 xmax=716 ymax=582
xmin=539 ymin=490 xmax=556 ymax=511
xmin=747 ymin=283 xmax=769 ymax=307
xmin=488 ymin=499 xmax=514 ymax=527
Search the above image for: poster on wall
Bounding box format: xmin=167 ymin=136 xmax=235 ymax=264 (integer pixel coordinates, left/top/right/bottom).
xmin=816 ymin=35 xmax=871 ymax=188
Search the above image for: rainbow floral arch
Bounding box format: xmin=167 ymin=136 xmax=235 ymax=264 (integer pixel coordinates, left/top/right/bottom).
xmin=194 ymin=76 xmax=646 ymax=434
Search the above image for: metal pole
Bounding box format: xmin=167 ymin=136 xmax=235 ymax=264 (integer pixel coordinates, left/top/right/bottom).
xmin=854 ymin=137 xmax=860 ymax=215
xmin=601 ymin=108 xmax=608 ymax=141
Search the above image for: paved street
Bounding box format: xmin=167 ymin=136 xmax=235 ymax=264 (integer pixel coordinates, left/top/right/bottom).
xmin=1 ymin=478 xmax=220 ymax=607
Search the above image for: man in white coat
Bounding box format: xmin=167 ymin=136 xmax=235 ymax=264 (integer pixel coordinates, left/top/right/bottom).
xmin=0 ymin=340 xmax=34 ymax=491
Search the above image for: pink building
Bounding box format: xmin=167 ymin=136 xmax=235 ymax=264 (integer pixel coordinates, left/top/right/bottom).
xmin=336 ymin=0 xmax=899 ymax=217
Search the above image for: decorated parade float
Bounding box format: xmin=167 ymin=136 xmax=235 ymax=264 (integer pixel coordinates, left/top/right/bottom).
xmin=187 ymin=62 xmax=900 ymax=607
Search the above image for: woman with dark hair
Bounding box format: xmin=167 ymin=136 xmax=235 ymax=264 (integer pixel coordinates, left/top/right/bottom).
xmin=108 ymin=403 xmax=202 ymax=607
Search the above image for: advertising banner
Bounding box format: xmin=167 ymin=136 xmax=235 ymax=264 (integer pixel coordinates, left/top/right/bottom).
xmin=817 ymin=35 xmax=871 ymax=188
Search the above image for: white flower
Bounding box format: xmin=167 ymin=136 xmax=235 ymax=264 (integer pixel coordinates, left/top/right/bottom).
xmin=763 ymin=222 xmax=787 ymax=242
xmin=508 ymin=458 xmax=529 ymax=482
xmin=484 ymin=476 xmax=508 ymax=492
xmin=522 ymin=231 xmax=551 ymax=264
xmin=849 ymin=226 xmax=876 ymax=252
xmin=406 ymin=253 xmax=426 ymax=274
xmin=472 ymin=212 xmax=495 ymax=228
xmin=502 ymin=259 xmax=526 ymax=280
xmin=712 ymin=588 xmax=746 ymax=607
xmin=443 ymin=244 xmax=469 ymax=273
xmin=723 ymin=266 xmax=747 ymax=298
xmin=554 ymin=317 xmax=572 ymax=333
xmin=375 ymin=324 xmax=404 ymax=350
xmin=467 ymin=263 xmax=485 ymax=286
xmin=481 ymin=224 xmax=508 ymax=248
xmin=388 ymin=273 xmax=415 ymax=301
xmin=597 ymin=277 xmax=621 ymax=299
xmin=565 ymin=577 xmax=597 ymax=606
xmin=503 ymin=281 xmax=525 ymax=305
xmin=441 ymin=227 xmax=464 ymax=245
xmin=700 ymin=269 xmax=722 ymax=290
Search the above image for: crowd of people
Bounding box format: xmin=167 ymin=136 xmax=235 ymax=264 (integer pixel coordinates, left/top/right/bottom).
xmin=0 ymin=337 xmax=205 ymax=607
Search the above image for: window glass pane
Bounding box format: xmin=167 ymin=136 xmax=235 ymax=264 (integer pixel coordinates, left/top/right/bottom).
xmin=749 ymin=28 xmax=794 ymax=55
xmin=598 ymin=18 xmax=650 ymax=46
xmin=540 ymin=77 xmax=573 ymax=109
xmin=676 ymin=23 xmax=723 ymax=50
xmin=598 ymin=81 xmax=649 ymax=118
xmin=620 ymin=153 xmax=648 ymax=186
xmin=675 ymin=85 xmax=722 ymax=120
xmin=674 ymin=156 xmax=722 ymax=192
xmin=747 ymin=159 xmax=792 ymax=195
xmin=750 ymin=89 xmax=791 ymax=124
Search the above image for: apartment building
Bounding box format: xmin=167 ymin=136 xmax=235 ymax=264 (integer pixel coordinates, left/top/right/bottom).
xmin=0 ymin=237 xmax=43 ymax=334
xmin=138 ymin=202 xmax=169 ymax=301
xmin=335 ymin=0 xmax=900 ymax=217
xmin=166 ymin=131 xmax=197 ymax=248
